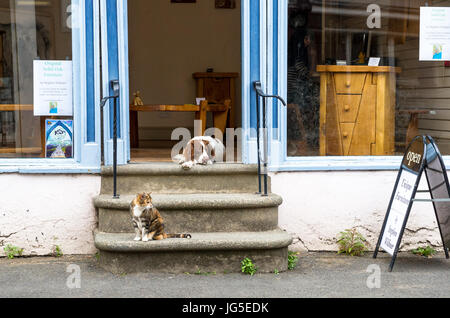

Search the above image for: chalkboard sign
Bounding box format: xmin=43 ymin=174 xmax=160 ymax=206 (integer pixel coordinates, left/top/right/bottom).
xmin=374 ymin=136 xmax=450 ymax=271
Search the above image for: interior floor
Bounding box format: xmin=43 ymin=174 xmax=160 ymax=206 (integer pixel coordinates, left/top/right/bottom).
xmin=130 ymin=145 xmax=241 ymax=164
xmin=130 ymin=148 xmax=173 ymax=163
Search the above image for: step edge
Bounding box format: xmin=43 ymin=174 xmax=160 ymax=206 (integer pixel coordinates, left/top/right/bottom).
xmin=94 ymin=230 xmax=293 ymax=253
xmin=94 ymin=193 xmax=283 ymax=210
xmin=101 ymin=163 xmax=258 ymax=176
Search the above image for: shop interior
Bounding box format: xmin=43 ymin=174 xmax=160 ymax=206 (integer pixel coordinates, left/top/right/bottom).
xmin=127 ymin=0 xmax=241 ymax=162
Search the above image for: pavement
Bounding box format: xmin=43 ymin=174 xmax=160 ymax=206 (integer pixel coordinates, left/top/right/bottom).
xmin=0 ymin=252 xmax=449 ymax=298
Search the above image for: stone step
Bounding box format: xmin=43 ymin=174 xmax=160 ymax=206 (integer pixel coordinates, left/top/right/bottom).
xmin=94 ymin=193 xmax=283 ymax=233
xmin=94 ymin=229 xmax=293 ymax=274
xmin=101 ymin=163 xmax=268 ymax=194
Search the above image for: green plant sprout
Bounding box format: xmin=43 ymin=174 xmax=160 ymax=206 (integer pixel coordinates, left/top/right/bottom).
xmin=288 ymin=251 xmax=299 ymax=270
xmin=3 ymin=245 xmax=24 ymax=259
xmin=337 ymin=228 xmax=368 ymax=256
xmin=411 ymin=246 xmax=437 ymax=258
xmin=52 ymin=245 xmax=63 ymax=257
xmin=241 ymin=257 xmax=258 ymax=276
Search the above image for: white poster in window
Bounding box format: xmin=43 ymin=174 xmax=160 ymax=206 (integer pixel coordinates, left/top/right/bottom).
xmin=33 ymin=60 xmax=73 ymax=116
xmin=420 ymin=7 xmax=450 ymax=61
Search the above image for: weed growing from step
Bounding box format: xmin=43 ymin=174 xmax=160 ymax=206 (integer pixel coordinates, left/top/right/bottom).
xmin=411 ymin=246 xmax=437 ymax=258
xmin=337 ymin=228 xmax=368 ymax=256
xmin=3 ymin=244 xmax=24 ymax=259
xmin=288 ymin=251 xmax=299 ymax=270
xmin=241 ymin=257 xmax=258 ymax=276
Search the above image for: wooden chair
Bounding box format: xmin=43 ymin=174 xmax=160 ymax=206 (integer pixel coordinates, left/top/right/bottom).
xmin=398 ymin=109 xmax=436 ymax=147
xmin=287 ymin=103 xmax=307 ymax=155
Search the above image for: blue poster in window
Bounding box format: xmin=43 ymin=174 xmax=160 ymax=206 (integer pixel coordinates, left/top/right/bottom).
xmin=45 ymin=119 xmax=73 ymax=158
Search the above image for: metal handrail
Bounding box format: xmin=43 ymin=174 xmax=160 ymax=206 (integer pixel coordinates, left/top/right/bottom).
xmin=253 ymin=81 xmax=287 ymax=196
xmin=100 ymin=79 xmax=120 ymax=199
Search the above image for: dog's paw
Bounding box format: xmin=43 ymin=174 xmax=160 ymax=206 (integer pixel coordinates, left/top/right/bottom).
xmin=173 ymin=154 xmax=185 ymax=164
xmin=142 ymin=236 xmax=149 ymax=242
xmin=133 ymin=236 xmax=141 ymax=241
xmin=182 ymin=161 xmax=194 ymax=170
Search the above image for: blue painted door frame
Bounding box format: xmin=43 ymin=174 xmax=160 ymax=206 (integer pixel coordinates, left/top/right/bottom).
xmin=101 ymin=0 xmax=129 ymax=166
xmin=242 ymin=0 xmax=284 ymax=165
xmin=100 ymin=0 xmax=277 ymax=166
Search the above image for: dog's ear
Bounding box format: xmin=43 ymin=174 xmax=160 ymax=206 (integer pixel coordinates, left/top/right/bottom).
xmin=190 ymin=141 xmax=196 ymax=161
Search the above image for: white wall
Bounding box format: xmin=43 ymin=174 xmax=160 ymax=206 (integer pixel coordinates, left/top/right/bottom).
xmin=0 ymin=174 xmax=100 ymax=257
xmin=271 ymin=171 xmax=443 ymax=252
xmin=2 ymin=171 xmax=444 ymax=257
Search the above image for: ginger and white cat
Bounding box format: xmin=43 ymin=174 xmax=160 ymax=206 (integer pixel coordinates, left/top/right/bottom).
xmin=130 ymin=192 xmax=191 ymax=241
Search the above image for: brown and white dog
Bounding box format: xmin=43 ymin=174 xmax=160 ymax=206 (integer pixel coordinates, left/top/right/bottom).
xmin=174 ymin=136 xmax=225 ymax=170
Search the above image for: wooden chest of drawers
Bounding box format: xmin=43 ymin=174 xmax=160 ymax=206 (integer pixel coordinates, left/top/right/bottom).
xmin=317 ymin=65 xmax=400 ymax=156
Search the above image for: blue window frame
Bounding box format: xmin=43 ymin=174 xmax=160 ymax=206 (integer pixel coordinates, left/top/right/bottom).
xmin=0 ymin=0 xmax=101 ymax=174
xmin=254 ymin=0 xmax=450 ymax=172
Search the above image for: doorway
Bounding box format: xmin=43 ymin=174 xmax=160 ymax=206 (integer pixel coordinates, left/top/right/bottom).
xmin=127 ymin=0 xmax=242 ymax=163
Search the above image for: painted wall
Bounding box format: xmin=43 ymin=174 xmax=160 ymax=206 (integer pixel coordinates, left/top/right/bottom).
xmin=271 ymin=171 xmax=443 ymax=253
xmin=1 ymin=171 xmax=444 ymax=257
xmin=0 ymin=174 xmax=100 ymax=257
xmin=128 ymin=0 xmax=242 ymax=142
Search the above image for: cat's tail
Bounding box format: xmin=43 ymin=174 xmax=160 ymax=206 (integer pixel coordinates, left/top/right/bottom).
xmin=166 ymin=233 xmax=192 ymax=239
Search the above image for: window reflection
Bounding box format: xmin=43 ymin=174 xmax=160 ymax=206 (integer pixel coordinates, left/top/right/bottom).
xmin=287 ymin=0 xmax=450 ymax=157
xmin=0 ymin=0 xmax=72 ymax=158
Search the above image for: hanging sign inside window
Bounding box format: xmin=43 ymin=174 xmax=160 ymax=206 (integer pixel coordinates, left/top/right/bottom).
xmin=420 ymin=7 xmax=450 ymax=61
xmin=33 ymin=60 xmax=73 ymax=116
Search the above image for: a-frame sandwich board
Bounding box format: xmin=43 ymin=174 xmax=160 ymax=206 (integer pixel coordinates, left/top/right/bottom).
xmin=373 ymin=135 xmax=450 ymax=272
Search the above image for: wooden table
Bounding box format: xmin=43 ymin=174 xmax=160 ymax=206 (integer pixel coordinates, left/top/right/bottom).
xmin=129 ymin=99 xmax=231 ymax=148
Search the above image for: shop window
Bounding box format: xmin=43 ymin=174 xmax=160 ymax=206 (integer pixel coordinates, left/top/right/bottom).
xmin=0 ymin=0 xmax=73 ymax=159
xmin=287 ymin=0 xmax=450 ymax=158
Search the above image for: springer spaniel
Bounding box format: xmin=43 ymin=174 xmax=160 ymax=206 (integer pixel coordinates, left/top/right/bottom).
xmin=174 ymin=136 xmax=225 ymax=170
